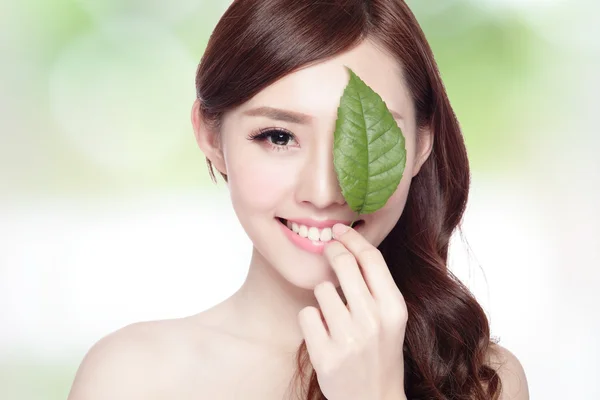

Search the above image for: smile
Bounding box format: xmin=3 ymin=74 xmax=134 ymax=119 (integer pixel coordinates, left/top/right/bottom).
xmin=276 ymin=217 xmax=364 ymax=255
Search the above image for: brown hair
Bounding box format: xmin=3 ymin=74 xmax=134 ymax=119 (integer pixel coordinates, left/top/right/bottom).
xmin=194 ymin=0 xmax=501 ymax=398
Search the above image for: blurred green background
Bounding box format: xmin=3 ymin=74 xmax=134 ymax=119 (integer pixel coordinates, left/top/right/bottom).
xmin=1 ymin=0 xmax=598 ymax=399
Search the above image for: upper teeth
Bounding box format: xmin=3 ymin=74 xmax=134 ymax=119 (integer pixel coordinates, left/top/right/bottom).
xmin=286 ymin=220 xmax=333 ymax=242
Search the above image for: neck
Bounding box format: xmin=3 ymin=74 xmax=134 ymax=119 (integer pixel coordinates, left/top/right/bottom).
xmin=229 ymin=247 xmax=319 ymax=352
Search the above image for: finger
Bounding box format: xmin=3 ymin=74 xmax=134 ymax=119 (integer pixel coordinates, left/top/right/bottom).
xmin=298 ymin=306 xmax=329 ymax=360
xmin=324 ymin=240 xmax=378 ymax=322
xmin=313 ymin=281 xmax=352 ymax=340
xmin=332 ymin=223 xmax=402 ymax=305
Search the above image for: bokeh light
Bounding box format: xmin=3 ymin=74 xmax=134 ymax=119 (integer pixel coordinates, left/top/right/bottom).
xmin=48 ymin=16 xmax=196 ymax=174
xmin=1 ymin=0 xmax=598 ymax=399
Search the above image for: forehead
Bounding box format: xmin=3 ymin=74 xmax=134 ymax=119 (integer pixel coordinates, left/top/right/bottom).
xmin=235 ymin=40 xmax=412 ymax=122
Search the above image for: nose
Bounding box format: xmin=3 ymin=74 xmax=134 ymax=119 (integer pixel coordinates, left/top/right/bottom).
xmin=295 ymin=139 xmax=346 ymax=209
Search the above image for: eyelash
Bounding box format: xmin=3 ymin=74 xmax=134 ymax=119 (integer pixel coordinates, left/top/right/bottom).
xmin=247 ymin=127 xmax=299 ymax=151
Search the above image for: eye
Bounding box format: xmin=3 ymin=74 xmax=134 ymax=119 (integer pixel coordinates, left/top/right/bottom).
xmin=265 ymin=130 xmax=293 ymax=146
xmin=247 ymin=128 xmax=299 ymax=150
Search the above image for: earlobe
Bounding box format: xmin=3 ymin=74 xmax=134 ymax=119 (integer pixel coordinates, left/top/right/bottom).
xmin=191 ymin=99 xmax=227 ymax=175
xmin=412 ymin=127 xmax=434 ymax=177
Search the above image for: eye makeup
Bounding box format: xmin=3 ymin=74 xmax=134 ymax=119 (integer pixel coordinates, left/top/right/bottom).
xmin=246 ymin=127 xmax=299 ymax=152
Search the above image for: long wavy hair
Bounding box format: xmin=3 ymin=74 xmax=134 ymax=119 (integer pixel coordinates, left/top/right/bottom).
xmin=194 ymin=0 xmax=501 ymax=398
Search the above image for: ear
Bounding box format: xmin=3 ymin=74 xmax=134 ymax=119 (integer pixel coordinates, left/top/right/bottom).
xmin=412 ymin=126 xmax=434 ymax=177
xmin=191 ymin=99 xmax=227 ymax=176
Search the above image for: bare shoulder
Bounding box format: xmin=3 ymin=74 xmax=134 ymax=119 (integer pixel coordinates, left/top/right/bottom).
xmin=67 ymin=318 xmax=210 ymax=400
xmin=487 ymin=343 xmax=530 ymax=400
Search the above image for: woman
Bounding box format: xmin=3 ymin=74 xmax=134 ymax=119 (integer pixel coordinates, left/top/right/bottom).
xmin=68 ymin=1 xmax=529 ymax=399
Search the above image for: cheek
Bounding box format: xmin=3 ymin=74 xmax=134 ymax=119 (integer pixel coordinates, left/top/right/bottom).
xmin=365 ymin=155 xmax=416 ymax=245
xmin=384 ymin=132 xmax=417 ymax=210
xmin=226 ymin=149 xmax=296 ymax=212
xmin=387 ymin=173 xmax=412 ymax=211
xmin=366 ymin=179 xmax=410 ymax=247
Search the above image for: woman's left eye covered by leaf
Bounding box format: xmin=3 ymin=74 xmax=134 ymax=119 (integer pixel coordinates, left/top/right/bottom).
xmin=247 ymin=128 xmax=299 ymax=151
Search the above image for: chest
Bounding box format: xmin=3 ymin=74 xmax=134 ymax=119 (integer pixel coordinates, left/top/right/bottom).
xmin=167 ymin=348 xmax=303 ymax=400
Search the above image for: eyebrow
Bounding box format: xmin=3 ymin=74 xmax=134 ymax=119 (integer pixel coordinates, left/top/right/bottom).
xmin=243 ymin=106 xmax=403 ymax=124
xmin=243 ymin=107 xmax=313 ymax=124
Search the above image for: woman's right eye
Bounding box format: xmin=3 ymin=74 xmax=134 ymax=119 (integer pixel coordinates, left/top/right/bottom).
xmin=247 ymin=128 xmax=299 ymax=151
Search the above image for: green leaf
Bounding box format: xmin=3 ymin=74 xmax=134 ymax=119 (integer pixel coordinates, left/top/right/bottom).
xmin=333 ymin=66 xmax=407 ymax=217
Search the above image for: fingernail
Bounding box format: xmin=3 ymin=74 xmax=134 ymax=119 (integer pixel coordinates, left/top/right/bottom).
xmin=332 ymin=223 xmax=350 ymax=238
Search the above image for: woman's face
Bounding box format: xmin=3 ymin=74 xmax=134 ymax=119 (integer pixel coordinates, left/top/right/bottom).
xmin=193 ymin=40 xmax=432 ymax=290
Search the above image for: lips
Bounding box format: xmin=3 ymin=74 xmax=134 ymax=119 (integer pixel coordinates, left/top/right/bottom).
xmin=276 ymin=217 xmax=365 ymax=254
xmin=276 ymin=217 xmax=364 ymax=229
xmin=276 ymin=217 xmax=366 ymax=255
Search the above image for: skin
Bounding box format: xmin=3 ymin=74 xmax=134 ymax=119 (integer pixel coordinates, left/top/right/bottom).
xmin=67 ymin=40 xmax=529 ymax=400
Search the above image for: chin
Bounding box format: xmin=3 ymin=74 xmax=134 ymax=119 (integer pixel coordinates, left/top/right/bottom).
xmin=281 ymin=261 xmax=340 ymax=291
xmin=264 ymin=242 xmax=338 ymax=289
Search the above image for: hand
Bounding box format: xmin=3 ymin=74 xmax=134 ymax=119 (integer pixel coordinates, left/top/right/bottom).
xmin=298 ymin=223 xmax=408 ymax=400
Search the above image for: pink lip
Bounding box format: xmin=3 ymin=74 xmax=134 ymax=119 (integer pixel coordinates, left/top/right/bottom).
xmin=277 ymin=218 xmax=364 ymax=255
xmin=283 ymin=217 xmax=353 ymax=229
xmin=277 ymin=218 xmax=328 ymax=255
